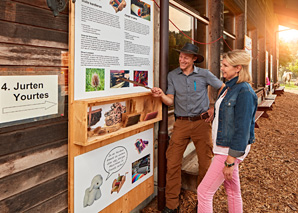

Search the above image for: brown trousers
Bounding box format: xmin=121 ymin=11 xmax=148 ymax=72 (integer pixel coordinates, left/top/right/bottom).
xmin=165 ymin=119 xmax=213 ymax=209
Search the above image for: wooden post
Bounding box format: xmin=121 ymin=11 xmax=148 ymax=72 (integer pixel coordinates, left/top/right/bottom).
xmin=224 ymin=13 xmax=235 ymax=52
xmin=208 ymin=0 xmax=223 ymax=104
xmin=194 ymin=0 xmax=207 ymax=68
xmin=258 ymin=38 xmax=266 ymax=87
xmin=251 ymin=29 xmax=258 ymax=88
xmin=208 ymin=0 xmax=223 ymax=78
xmin=68 ymin=1 xmax=76 ymax=212
xmin=235 ymin=0 xmax=247 ymax=50
xmin=235 ymin=13 xmax=246 ymax=49
xmin=194 ymin=19 xmax=207 ymax=68
xmin=273 ymin=27 xmax=279 ymax=83
xmin=158 ymin=0 xmax=169 ymax=211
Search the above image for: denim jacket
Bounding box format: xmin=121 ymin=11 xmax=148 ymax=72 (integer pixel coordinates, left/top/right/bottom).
xmin=215 ymin=76 xmax=258 ymax=157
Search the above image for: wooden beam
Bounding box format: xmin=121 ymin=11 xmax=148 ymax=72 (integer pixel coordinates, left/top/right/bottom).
xmin=0 ymin=157 xmax=67 ymax=200
xmin=0 ymin=174 xmax=67 ymax=212
xmin=0 ymin=20 xmax=68 ymax=49
xmin=0 ymin=143 xmax=67 ymax=179
xmin=274 ymin=4 xmax=298 ymax=20
xmin=276 ymin=15 xmax=298 ymax=30
xmin=224 ymin=0 xmax=243 ymax=15
xmin=0 ymin=122 xmax=67 ymax=156
xmin=0 ymin=0 xmax=68 ymax=31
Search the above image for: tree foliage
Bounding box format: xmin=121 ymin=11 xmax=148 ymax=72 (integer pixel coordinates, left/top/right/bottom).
xmin=169 ymin=30 xmax=192 ymax=71
xmin=279 ymin=39 xmax=293 ymax=67
xmin=279 ymin=39 xmax=298 ymax=79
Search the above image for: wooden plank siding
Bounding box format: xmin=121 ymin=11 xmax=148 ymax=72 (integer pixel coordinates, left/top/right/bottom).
xmin=0 ymin=0 xmax=69 ymax=212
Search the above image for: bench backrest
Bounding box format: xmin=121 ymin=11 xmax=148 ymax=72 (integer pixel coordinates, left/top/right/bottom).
xmin=273 ymin=83 xmax=280 ymax=90
xmin=256 ymin=90 xmax=264 ymax=104
xmin=263 ymin=87 xmax=269 ymax=98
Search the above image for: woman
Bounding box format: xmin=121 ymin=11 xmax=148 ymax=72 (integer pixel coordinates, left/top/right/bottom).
xmin=197 ymin=50 xmax=258 ymax=213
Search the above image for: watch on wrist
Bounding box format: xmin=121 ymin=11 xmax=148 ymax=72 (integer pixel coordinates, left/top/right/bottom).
xmin=224 ymin=161 xmax=235 ymax=167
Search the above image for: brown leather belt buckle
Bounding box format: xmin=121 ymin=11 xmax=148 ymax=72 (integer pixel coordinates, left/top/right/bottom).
xmin=188 ymin=116 xmax=196 ymax=121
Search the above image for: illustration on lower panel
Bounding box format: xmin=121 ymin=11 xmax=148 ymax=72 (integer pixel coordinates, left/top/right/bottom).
xmin=74 ymin=128 xmax=153 ymax=213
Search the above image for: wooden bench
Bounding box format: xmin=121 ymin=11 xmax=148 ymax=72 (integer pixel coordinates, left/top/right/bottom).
xmin=256 ymin=90 xmax=274 ymax=118
xmin=273 ymin=83 xmax=285 ymax=96
xmin=181 ymin=148 xmax=198 ymax=192
xmin=263 ymin=87 xmax=277 ymax=103
xmin=254 ymin=110 xmax=264 ymax=128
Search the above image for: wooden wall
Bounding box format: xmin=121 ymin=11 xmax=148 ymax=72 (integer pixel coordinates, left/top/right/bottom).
xmin=0 ymin=0 xmax=69 ymax=212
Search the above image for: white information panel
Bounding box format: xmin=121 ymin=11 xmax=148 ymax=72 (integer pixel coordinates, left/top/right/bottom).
xmin=265 ymin=51 xmax=269 ymax=79
xmin=270 ymin=54 xmax=273 ymax=90
xmin=74 ymin=128 xmax=153 ymax=212
xmin=0 ymin=75 xmax=58 ymax=124
xmin=244 ymin=35 xmax=252 ymax=76
xmin=74 ymin=0 xmax=153 ymax=100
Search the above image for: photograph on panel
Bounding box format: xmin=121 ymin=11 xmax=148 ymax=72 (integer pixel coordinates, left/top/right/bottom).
xmin=110 ymin=70 xmax=130 ymax=88
xmin=133 ymin=70 xmax=148 ymax=87
xmin=134 ymin=138 xmax=149 ymax=154
xmin=110 ymin=0 xmax=127 ymax=13
xmin=86 ymin=68 xmax=105 ymax=92
xmin=130 ymin=0 xmax=151 ymax=21
xmin=132 ymin=154 xmax=150 ymax=183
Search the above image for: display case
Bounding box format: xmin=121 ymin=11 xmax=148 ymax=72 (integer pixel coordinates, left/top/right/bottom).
xmin=71 ymin=92 xmax=162 ymax=147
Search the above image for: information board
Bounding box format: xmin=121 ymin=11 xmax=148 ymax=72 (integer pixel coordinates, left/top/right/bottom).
xmin=265 ymin=51 xmax=269 ymax=80
xmin=74 ymin=0 xmax=154 ymax=100
xmin=74 ymin=128 xmax=153 ymax=212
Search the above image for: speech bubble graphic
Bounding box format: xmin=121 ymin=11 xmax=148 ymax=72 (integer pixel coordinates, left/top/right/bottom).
xmin=104 ymin=146 xmax=128 ymax=180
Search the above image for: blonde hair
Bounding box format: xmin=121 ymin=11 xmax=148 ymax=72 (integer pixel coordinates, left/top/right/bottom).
xmin=222 ymin=49 xmax=252 ymax=84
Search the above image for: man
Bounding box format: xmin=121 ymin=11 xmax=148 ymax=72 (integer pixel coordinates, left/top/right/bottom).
xmin=151 ymin=42 xmax=224 ymax=213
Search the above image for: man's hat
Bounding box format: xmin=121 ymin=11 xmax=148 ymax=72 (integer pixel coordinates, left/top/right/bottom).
xmin=174 ymin=42 xmax=204 ymax=63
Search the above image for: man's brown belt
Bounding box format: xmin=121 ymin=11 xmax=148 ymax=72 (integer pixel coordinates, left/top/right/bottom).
xmin=176 ymin=112 xmax=209 ymax=121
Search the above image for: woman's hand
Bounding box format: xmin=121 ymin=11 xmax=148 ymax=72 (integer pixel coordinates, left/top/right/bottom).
xmin=223 ymin=156 xmax=236 ymax=180
xmin=223 ymin=166 xmax=234 ymax=180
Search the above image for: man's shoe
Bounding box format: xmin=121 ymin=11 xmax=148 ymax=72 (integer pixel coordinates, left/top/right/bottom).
xmin=162 ymin=206 xmax=179 ymax=213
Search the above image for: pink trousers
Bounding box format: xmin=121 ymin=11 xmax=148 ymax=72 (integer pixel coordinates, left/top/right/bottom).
xmin=197 ymin=154 xmax=243 ymax=213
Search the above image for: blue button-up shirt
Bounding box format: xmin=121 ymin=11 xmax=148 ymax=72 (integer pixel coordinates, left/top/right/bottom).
xmin=166 ymin=66 xmax=223 ymax=117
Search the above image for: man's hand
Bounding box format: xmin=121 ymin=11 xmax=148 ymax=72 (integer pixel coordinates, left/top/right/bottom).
xmin=151 ymin=87 xmax=164 ymax=98
xmin=205 ymin=107 xmax=214 ymax=122
xmin=151 ymin=87 xmax=174 ymax=106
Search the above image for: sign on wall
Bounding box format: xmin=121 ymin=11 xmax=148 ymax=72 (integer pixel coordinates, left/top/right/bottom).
xmin=244 ymin=35 xmax=252 ymax=76
xmin=74 ymin=128 xmax=153 ymax=212
xmin=74 ymin=0 xmax=154 ymax=100
xmin=0 ymin=75 xmax=58 ymax=126
xmin=270 ymin=54 xmax=273 ymax=90
xmin=265 ymin=51 xmax=269 ymax=81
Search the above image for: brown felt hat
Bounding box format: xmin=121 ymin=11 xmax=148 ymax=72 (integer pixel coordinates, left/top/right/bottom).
xmin=174 ymin=42 xmax=204 ymax=63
